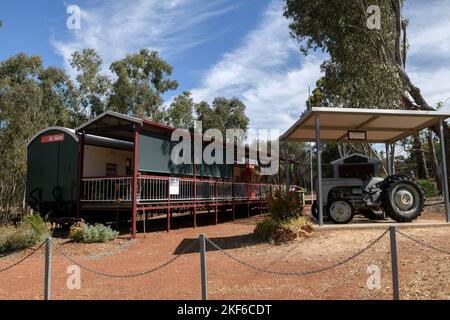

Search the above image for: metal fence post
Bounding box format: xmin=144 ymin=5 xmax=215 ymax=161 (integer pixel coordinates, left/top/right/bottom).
xmin=199 ymin=233 xmax=207 ymax=300
xmin=389 ymin=226 xmax=400 ymax=300
xmin=44 ymin=237 xmax=52 ymax=300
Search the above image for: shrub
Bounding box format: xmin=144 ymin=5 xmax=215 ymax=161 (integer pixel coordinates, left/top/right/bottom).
xmin=255 ymin=216 xmax=314 ymax=244
xmin=69 ymin=222 xmax=119 ymax=243
xmin=0 ymin=214 xmax=50 ymax=254
xmin=267 ymin=190 xmax=304 ymax=221
xmin=417 ymin=179 xmax=439 ymax=197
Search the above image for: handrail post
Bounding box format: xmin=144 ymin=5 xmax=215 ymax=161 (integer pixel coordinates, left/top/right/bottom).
xmin=389 ymin=226 xmax=400 ymax=300
xmin=199 ymin=234 xmax=207 ymax=300
xmin=44 ymin=237 xmax=52 ymax=300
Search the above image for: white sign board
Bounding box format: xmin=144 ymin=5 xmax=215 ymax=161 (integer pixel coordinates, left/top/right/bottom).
xmin=169 ymin=178 xmax=180 ymax=195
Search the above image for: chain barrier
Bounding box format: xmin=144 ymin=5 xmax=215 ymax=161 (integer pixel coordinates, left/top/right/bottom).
xmin=0 ymin=241 xmax=45 ymax=273
xmin=52 ymin=239 xmax=198 ymax=278
xmin=205 ymin=228 xmax=389 ymax=276
xmin=396 ymin=229 xmax=450 ymax=255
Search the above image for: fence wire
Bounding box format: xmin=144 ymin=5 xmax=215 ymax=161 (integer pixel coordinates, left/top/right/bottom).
xmin=396 ymin=230 xmax=450 ymax=255
xmin=52 ymin=239 xmax=197 ymax=279
xmin=0 ymin=241 xmax=45 ymax=273
xmin=206 ymin=228 xmax=389 ymax=276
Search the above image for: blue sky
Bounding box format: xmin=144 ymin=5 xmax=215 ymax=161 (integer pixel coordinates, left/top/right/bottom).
xmin=1 ymin=0 xmax=450 ymax=132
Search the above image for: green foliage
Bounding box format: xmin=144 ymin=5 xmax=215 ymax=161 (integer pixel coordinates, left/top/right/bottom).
xmin=164 ymin=91 xmax=195 ymax=129
xmin=108 ymin=49 xmax=178 ymax=120
xmin=417 ymin=179 xmax=439 ymax=197
xmin=254 ymin=217 xmax=279 ymax=241
xmin=284 ymin=0 xmax=432 ymax=112
xmin=69 ymin=222 xmax=119 ymax=243
xmin=23 ymin=214 xmax=51 ymax=242
xmin=0 ymin=214 xmax=50 ymax=254
xmin=195 ymin=97 xmax=249 ymax=134
xmin=70 ymin=49 xmax=111 ymax=118
xmin=267 ymin=190 xmax=304 ymax=221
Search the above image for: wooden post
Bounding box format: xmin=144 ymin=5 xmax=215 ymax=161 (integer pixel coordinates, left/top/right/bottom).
xmin=75 ymin=132 xmax=85 ymax=219
xmin=167 ymin=178 xmax=171 ymax=232
xmin=131 ymin=126 xmax=138 ymax=238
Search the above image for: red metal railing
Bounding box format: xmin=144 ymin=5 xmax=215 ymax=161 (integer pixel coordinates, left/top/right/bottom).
xmin=81 ymin=175 xmax=286 ymax=204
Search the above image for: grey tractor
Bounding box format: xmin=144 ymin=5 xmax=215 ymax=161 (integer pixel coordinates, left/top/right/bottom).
xmin=311 ymin=154 xmax=425 ymax=224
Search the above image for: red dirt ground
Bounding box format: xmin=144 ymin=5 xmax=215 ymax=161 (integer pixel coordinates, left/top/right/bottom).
xmin=0 ymin=208 xmax=449 ymax=300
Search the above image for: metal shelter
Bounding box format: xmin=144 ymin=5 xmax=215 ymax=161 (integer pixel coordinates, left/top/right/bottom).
xmin=280 ymin=107 xmax=450 ymax=225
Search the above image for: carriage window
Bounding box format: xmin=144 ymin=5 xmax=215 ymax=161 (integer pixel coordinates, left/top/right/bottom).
xmin=105 ymin=163 xmax=118 ymax=177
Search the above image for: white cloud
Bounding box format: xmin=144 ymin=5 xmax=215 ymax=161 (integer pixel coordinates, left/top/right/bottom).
xmin=191 ymin=0 xmax=323 ymax=132
xmin=405 ymin=0 xmax=450 ymax=110
xmin=52 ymin=0 xmax=236 ymax=74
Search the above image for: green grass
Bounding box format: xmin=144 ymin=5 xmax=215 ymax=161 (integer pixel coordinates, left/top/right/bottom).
xmin=0 ymin=214 xmax=50 ymax=254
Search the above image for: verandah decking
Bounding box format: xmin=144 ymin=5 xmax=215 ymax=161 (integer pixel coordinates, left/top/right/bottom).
xmin=80 ymin=175 xmax=285 ymax=231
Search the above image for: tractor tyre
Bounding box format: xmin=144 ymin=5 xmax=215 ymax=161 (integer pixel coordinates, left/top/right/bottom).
xmin=311 ymin=201 xmax=329 ymax=222
xmin=327 ymin=198 xmax=355 ymax=224
xmin=381 ymin=176 xmax=425 ymax=222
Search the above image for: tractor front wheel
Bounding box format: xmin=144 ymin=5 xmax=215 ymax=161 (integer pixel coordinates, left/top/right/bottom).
xmin=327 ymin=199 xmax=355 ymax=224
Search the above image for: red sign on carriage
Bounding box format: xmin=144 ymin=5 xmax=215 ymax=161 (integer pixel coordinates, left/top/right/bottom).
xmin=40 ymin=133 xmax=65 ymax=144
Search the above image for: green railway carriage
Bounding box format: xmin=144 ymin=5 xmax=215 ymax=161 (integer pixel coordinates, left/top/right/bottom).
xmin=26 ymin=127 xmax=80 ymax=216
xmin=26 ymin=111 xmax=283 ymax=235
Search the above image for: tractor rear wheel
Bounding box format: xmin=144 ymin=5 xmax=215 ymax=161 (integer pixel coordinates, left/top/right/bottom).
xmin=381 ymin=176 xmax=424 ymax=222
xmin=311 ymin=201 xmax=329 ymax=222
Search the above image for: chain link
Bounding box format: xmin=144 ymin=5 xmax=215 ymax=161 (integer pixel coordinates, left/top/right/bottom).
xmin=52 ymin=239 xmax=197 ymax=278
xmin=206 ymin=228 xmax=389 ymax=276
xmin=0 ymin=241 xmax=45 ymax=273
xmin=396 ymin=230 xmax=450 ymax=255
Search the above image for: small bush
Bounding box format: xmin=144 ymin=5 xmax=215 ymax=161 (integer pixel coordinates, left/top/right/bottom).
xmin=267 ymin=190 xmax=304 ymax=221
xmin=417 ymin=179 xmax=439 ymax=197
xmin=255 ymin=216 xmax=314 ymax=244
xmin=0 ymin=214 xmax=50 ymax=254
xmin=69 ymin=222 xmax=119 ymax=243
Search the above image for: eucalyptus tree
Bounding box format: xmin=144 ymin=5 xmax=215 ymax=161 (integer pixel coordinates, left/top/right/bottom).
xmin=285 ymin=0 xmax=444 ymax=183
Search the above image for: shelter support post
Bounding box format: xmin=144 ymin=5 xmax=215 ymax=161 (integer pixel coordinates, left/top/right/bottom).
xmin=76 ymin=132 xmax=85 ymax=219
xmin=439 ymin=120 xmax=450 ymax=222
xmin=315 ymin=113 xmax=324 ymax=226
xmin=385 ymin=144 xmax=391 ymax=176
xmin=131 ymin=125 xmax=138 ymax=238
xmin=284 ymin=146 xmax=290 ymax=191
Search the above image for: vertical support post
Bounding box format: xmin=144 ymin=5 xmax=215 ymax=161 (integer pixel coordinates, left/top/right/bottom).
xmin=232 ymin=173 xmax=235 ymax=221
xmin=167 ymin=179 xmax=171 ymax=233
xmin=142 ymin=210 xmax=146 ymax=238
xmin=214 ymin=182 xmax=218 ymax=225
xmin=131 ymin=125 xmax=139 ymax=238
xmin=44 ymin=237 xmax=52 ymax=301
xmin=199 ymin=233 xmax=207 ymax=301
xmin=389 ymin=226 xmax=400 ymax=300
xmin=193 ymin=156 xmax=197 ymax=228
xmin=439 ymin=120 xmax=450 ymax=222
xmin=315 ymin=113 xmax=324 ymax=226
xmin=76 ymin=132 xmax=85 ymax=219
xmin=284 ymin=146 xmax=290 ymax=191
xmin=386 ymin=144 xmax=392 ymax=176
xmin=310 ymin=142 xmax=314 ymax=205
